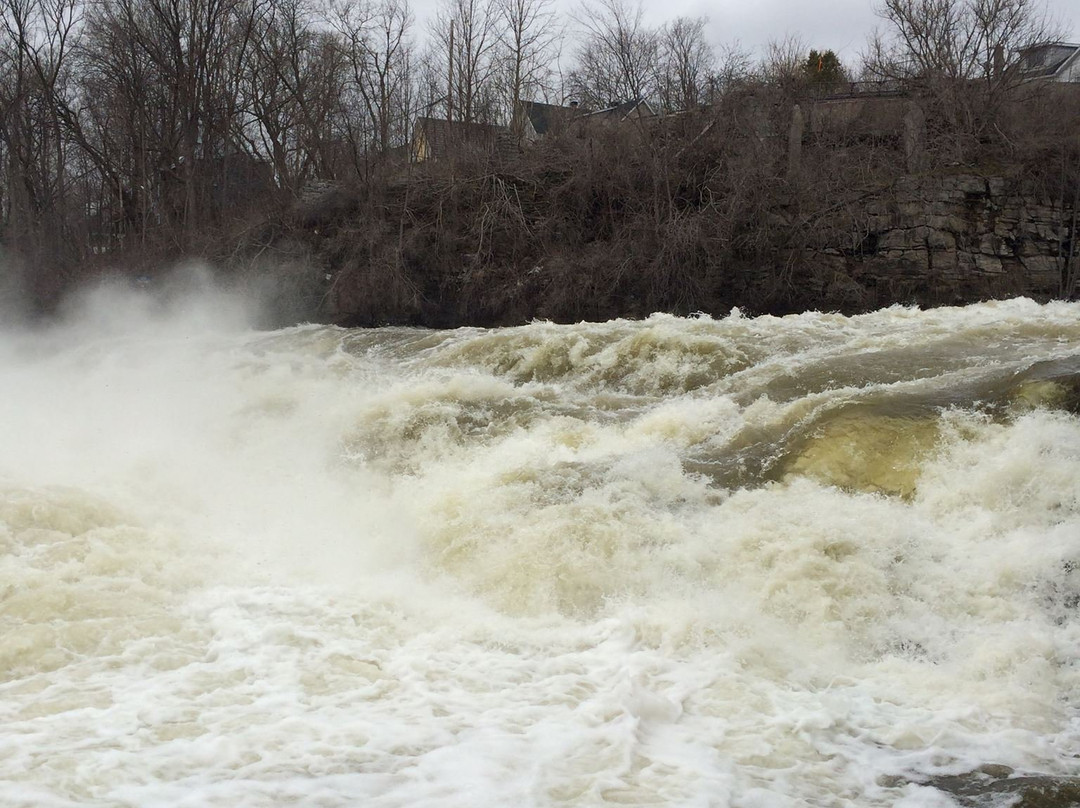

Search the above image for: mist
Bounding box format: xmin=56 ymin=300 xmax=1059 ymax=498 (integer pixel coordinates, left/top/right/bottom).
xmin=0 ymin=268 xmax=409 ymax=586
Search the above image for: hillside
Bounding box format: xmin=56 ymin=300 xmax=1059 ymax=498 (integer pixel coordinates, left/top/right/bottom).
xmin=230 ymin=88 xmax=1080 ymax=327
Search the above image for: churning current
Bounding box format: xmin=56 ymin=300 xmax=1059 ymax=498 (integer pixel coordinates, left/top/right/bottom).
xmin=1 ymin=290 xmax=1079 ymax=807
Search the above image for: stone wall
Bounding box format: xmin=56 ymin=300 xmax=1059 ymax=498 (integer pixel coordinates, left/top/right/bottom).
xmin=808 ymin=94 xmax=908 ymax=141
xmin=809 ymin=174 xmax=1073 ymax=309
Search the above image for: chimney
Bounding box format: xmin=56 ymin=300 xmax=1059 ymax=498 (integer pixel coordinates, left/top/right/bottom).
xmin=993 ymin=44 xmax=1005 ymax=78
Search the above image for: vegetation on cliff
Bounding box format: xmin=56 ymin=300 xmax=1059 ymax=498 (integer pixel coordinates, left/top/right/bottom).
xmin=236 ymin=82 xmax=1080 ymax=326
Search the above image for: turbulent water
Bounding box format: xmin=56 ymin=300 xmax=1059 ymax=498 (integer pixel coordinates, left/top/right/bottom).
xmin=2 ymin=288 xmax=1079 ymax=807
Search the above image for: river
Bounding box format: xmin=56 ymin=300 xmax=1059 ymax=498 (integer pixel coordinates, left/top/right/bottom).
xmin=1 ymin=289 xmax=1078 ymax=807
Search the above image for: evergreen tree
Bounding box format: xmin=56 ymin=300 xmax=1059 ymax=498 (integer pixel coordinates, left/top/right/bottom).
xmin=805 ymin=49 xmax=846 ymax=90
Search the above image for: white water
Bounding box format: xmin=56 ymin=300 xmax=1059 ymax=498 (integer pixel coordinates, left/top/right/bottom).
xmin=1 ymin=289 xmax=1079 ymax=807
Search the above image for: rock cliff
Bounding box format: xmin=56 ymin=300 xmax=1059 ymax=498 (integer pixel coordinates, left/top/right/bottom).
xmin=263 ymin=159 xmax=1078 ymax=328
xmin=808 ymin=174 xmax=1074 ymax=310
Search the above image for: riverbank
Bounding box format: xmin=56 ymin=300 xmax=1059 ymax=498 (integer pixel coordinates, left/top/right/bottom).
xmin=5 ymin=91 xmax=1078 ymax=329
xmin=267 ymin=162 xmax=1077 ymax=328
xmin=227 ymin=101 xmax=1080 ymax=328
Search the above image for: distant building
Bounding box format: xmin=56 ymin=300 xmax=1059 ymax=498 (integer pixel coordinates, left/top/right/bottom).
xmin=1018 ymin=43 xmax=1080 ymax=82
xmin=411 ymin=117 xmax=513 ymax=162
xmin=512 ymin=98 xmax=658 ymax=141
xmin=515 ymin=100 xmax=583 ymax=140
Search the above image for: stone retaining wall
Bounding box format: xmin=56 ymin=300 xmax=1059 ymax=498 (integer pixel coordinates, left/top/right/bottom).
xmin=809 ymin=174 xmax=1073 ymax=308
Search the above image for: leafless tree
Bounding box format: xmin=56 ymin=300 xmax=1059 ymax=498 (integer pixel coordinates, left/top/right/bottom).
xmin=568 ymin=0 xmax=659 ymax=108
xmin=658 ymin=15 xmax=713 ymax=111
xmin=430 ymin=0 xmax=498 ymax=124
xmin=864 ymin=0 xmax=1063 ymax=151
xmin=868 ymin=0 xmax=1056 ymax=81
xmin=241 ymin=0 xmax=347 ymax=192
xmin=711 ymin=39 xmax=755 ymax=95
xmin=0 ymin=0 xmax=79 ymax=263
xmin=761 ymin=34 xmax=809 ymax=91
xmin=84 ymin=0 xmax=254 ymax=233
xmin=333 ymin=0 xmax=413 ymax=154
xmin=495 ymin=0 xmax=559 ymax=133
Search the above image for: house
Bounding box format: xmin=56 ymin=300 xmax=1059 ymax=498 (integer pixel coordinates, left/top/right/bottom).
xmin=508 ymin=98 xmax=657 ymax=142
xmin=1018 ymin=42 xmax=1080 ymax=82
xmin=411 ymin=117 xmax=513 ymax=162
xmin=515 ymin=100 xmax=583 ymax=140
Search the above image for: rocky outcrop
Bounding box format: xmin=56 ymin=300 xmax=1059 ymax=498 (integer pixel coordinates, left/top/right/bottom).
xmin=809 ymin=174 xmax=1073 ymax=309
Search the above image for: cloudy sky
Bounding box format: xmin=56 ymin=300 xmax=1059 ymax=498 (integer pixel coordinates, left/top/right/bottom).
xmin=655 ymin=0 xmax=1080 ymax=60
xmin=416 ymin=0 xmax=1079 ymax=66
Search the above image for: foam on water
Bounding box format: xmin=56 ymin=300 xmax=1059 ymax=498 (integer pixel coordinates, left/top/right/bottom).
xmin=1 ymin=293 xmax=1079 ymax=807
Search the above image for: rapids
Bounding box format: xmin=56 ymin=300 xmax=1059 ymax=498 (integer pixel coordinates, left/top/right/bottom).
xmin=1 ymin=289 xmax=1079 ymax=807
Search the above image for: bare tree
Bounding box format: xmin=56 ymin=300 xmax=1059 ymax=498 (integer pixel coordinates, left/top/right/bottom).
xmin=496 ymin=0 xmax=559 ymax=133
xmin=80 ymin=0 xmax=256 ymax=234
xmin=0 ymin=0 xmax=80 ymax=263
xmin=864 ymin=0 xmax=1062 ymax=150
xmin=75 ymin=0 xmax=172 ymax=246
xmin=868 ymin=0 xmax=1056 ymax=81
xmin=761 ymin=34 xmax=809 ymax=92
xmin=711 ymin=39 xmax=755 ymax=96
xmin=241 ymin=0 xmax=347 ymax=192
xmin=334 ymin=0 xmax=413 ymax=154
xmin=241 ymin=0 xmax=308 ymax=191
xmin=658 ymin=15 xmax=713 ymax=111
xmin=430 ymin=0 xmax=498 ymax=124
xmin=568 ymin=0 xmax=659 ymax=108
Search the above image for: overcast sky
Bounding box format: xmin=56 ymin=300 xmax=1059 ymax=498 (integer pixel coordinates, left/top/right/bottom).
xmin=414 ymin=0 xmax=1079 ymax=66
xmin=653 ymin=0 xmax=1080 ymax=60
